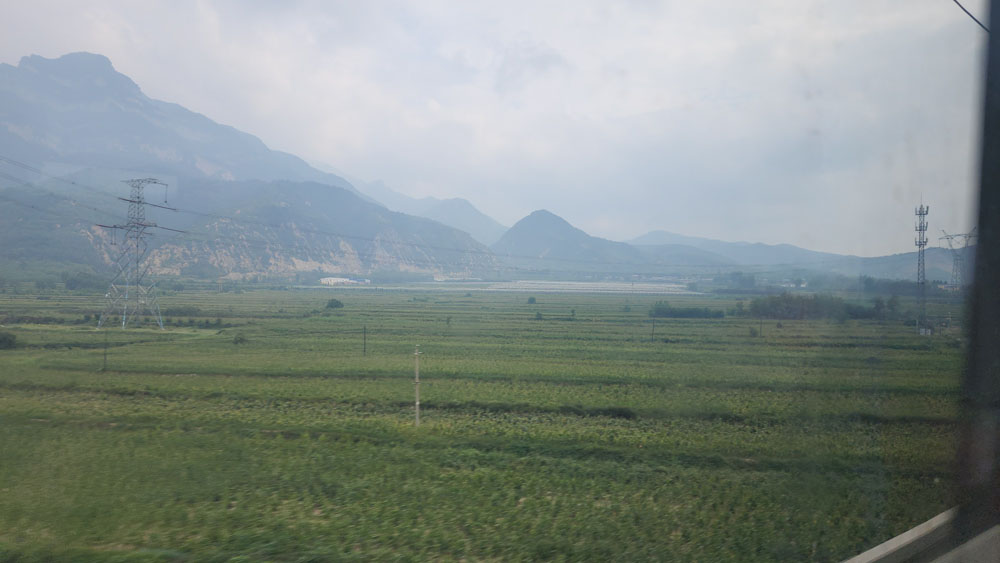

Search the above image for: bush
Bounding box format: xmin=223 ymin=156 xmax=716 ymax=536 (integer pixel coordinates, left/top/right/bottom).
xmin=62 ymin=271 xmax=107 ymax=291
xmin=649 ymin=301 xmax=724 ymax=319
xmin=233 ymin=334 xmax=248 ymax=345
xmin=527 ymin=296 xmax=536 ymax=304
xmin=0 ymin=332 xmax=16 ymax=349
xmin=165 ymin=306 xmax=202 ymax=317
xmin=326 ymin=298 xmax=344 ymax=309
xmin=748 ymin=292 xmax=880 ymax=320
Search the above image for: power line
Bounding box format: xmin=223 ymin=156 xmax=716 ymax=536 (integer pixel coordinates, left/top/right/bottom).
xmin=952 ymin=0 xmax=990 ymax=33
xmin=0 ymin=155 xmax=123 ymax=202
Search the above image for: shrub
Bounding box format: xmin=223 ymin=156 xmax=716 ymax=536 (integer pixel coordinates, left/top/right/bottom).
xmin=326 ymin=298 xmax=344 ymax=309
xmin=165 ymin=306 xmax=202 ymax=317
xmin=233 ymin=334 xmax=248 ymax=345
xmin=0 ymin=332 xmax=16 ymax=349
xmin=527 ymin=296 xmax=536 ymax=304
xmin=62 ymin=271 xmax=107 ymax=291
xmin=534 ymin=312 xmax=544 ymax=321
xmin=748 ymin=292 xmax=879 ymax=320
xmin=649 ymin=300 xmax=723 ymax=319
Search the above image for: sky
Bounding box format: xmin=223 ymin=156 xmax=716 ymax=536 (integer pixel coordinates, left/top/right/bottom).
xmin=2 ymin=0 xmax=989 ymax=256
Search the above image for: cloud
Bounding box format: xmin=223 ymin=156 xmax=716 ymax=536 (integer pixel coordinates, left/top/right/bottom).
xmin=1 ymin=0 xmax=987 ymax=255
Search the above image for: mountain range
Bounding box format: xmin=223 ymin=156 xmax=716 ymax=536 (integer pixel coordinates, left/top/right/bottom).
xmin=0 ymin=52 xmax=961 ymax=284
xmin=342 ymin=176 xmax=507 ymax=246
xmin=0 ymin=52 xmax=495 ymax=279
xmin=493 ymin=212 xmax=957 ymax=281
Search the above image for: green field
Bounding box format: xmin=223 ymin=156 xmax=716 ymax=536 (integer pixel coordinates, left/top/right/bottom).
xmin=0 ymin=288 xmax=964 ymax=561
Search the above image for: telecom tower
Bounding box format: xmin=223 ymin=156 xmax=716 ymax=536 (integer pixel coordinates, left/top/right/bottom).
xmin=915 ymin=203 xmax=929 ymax=333
xmin=940 ymin=228 xmax=977 ymax=289
xmin=97 ymin=178 xmax=173 ymax=329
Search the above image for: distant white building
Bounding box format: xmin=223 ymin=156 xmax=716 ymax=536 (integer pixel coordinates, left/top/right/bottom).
xmin=320 ymin=277 xmax=370 ymax=286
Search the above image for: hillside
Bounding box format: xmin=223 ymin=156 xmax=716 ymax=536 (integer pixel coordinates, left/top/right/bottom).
xmin=0 ymin=52 xmax=496 ymax=279
xmin=147 ymin=180 xmax=497 ymax=278
xmin=630 ymin=229 xmax=957 ymax=281
xmin=629 ymin=230 xmax=845 ymax=266
xmin=492 ymin=210 xmax=642 ymax=268
xmin=348 ymin=177 xmax=507 ymax=246
xmin=491 ymin=210 xmax=732 ymax=274
xmin=0 ymin=52 xmax=361 ymax=194
xmin=0 ymin=175 xmax=496 ymax=279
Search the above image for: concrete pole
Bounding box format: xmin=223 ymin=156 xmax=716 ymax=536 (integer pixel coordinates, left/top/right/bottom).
xmin=414 ymin=345 xmax=421 ymax=426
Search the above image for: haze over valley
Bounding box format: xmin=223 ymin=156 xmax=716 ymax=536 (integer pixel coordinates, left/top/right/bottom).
xmin=0 ymin=52 xmax=967 ymax=284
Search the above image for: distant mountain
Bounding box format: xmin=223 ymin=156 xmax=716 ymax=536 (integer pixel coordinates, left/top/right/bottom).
xmin=629 ymin=230 xmax=845 ymax=266
xmin=634 ymin=244 xmax=734 ymax=268
xmin=0 ymin=52 xmax=496 ymax=278
xmin=415 ymin=198 xmax=507 ymax=247
xmin=492 ymin=210 xmax=641 ymax=266
xmin=492 ymin=210 xmax=732 ymax=273
xmin=823 ymin=247 xmax=958 ymax=283
xmin=347 ymin=177 xmax=507 ymax=246
xmin=0 ymin=51 xmax=964 ymax=284
xmin=0 ymin=52 xmax=362 ymax=195
xmin=630 ymin=230 xmax=957 ymax=281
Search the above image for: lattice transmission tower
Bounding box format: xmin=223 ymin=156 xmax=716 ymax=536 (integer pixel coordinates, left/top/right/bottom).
xmin=97 ymin=178 xmax=178 ymax=329
xmin=915 ymin=203 xmax=929 ymax=332
xmin=940 ymin=227 xmax=977 ymax=289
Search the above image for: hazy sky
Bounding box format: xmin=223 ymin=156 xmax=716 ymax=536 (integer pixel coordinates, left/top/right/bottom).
xmin=2 ymin=0 xmax=988 ymax=256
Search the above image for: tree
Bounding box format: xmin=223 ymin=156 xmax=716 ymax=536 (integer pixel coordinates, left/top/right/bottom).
xmin=326 ymin=298 xmax=344 ymax=309
xmin=887 ymin=295 xmax=900 ymax=318
xmin=527 ymin=296 xmax=536 ymax=304
xmin=728 ymin=271 xmax=756 ymax=289
xmin=0 ymin=332 xmax=16 ymax=349
xmin=649 ymin=300 xmax=723 ymax=319
xmin=873 ymin=297 xmax=886 ymax=321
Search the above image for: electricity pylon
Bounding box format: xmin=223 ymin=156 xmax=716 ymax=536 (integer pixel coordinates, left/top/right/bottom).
xmin=940 ymin=228 xmax=977 ymax=289
xmin=97 ymin=178 xmax=178 ymax=329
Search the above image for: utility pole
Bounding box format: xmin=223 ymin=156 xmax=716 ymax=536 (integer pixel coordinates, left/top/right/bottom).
xmin=414 ymin=345 xmax=421 ymax=426
xmin=101 ymin=328 xmax=108 ymax=371
xmin=363 ymin=325 xmax=367 ymax=357
xmin=97 ymin=178 xmax=181 ymax=329
xmin=650 ymin=318 xmax=655 ymax=342
xmin=915 ymin=203 xmax=930 ymax=334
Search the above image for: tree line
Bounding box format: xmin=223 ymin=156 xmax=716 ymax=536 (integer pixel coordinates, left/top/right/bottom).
xmin=745 ymin=292 xmax=899 ymax=321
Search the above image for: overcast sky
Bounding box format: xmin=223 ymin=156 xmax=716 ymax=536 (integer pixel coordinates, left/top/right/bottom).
xmin=3 ymin=0 xmax=989 ymax=256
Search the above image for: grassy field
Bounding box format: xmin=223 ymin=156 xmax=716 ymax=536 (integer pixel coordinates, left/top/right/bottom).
xmin=0 ymin=287 xmax=965 ymax=561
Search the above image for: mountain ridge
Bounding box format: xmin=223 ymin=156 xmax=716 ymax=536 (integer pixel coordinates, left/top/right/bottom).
xmin=0 ymin=52 xmax=495 ymax=278
xmin=0 ymin=51 xmax=960 ymax=284
xmin=343 ymin=176 xmax=507 ymax=246
xmin=1 ymin=52 xmax=362 ymax=194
